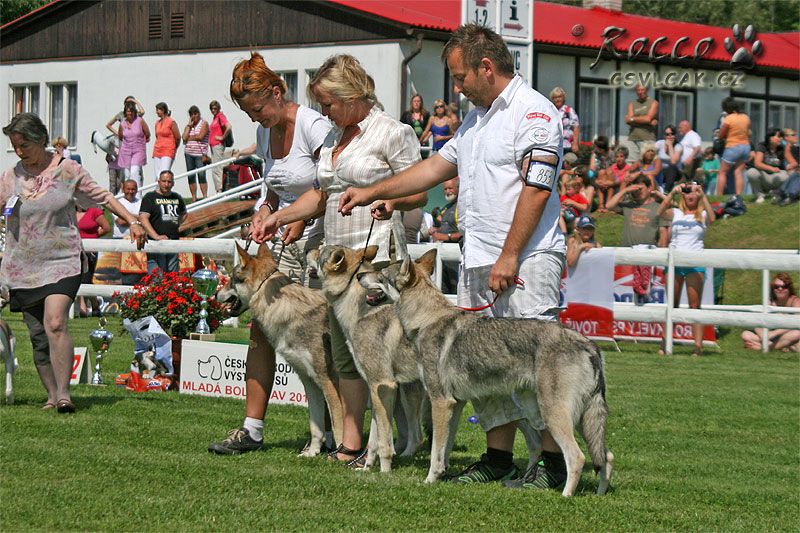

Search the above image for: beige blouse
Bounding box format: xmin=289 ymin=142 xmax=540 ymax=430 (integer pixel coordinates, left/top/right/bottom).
xmin=317 ymin=105 xmax=421 ymax=264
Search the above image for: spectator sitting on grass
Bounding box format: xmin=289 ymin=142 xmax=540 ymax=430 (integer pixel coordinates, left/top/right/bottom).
xmin=626 ymin=143 xmax=659 ymax=191
xmin=596 ymin=147 xmax=631 ymax=212
xmin=566 ymin=215 xmax=600 ymax=268
xmin=560 ymin=176 xmax=588 ymax=228
xmin=588 ymin=135 xmax=611 ymax=185
xmin=573 ymin=165 xmax=595 ymax=213
xmin=741 ymin=272 xmax=800 ymax=352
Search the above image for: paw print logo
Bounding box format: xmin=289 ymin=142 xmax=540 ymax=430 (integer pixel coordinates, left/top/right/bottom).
xmin=724 ymin=24 xmax=763 ymax=69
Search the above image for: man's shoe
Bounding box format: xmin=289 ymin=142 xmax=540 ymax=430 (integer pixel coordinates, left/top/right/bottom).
xmin=208 ymin=428 xmax=263 ymax=455
xmin=755 ymin=193 xmax=766 ymax=204
xmin=502 ymin=459 xmax=567 ymax=490
xmin=446 ymin=453 xmax=519 ymax=484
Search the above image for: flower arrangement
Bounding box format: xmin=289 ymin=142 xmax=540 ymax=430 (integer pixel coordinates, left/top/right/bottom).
xmin=114 ymin=269 xmax=225 ymax=338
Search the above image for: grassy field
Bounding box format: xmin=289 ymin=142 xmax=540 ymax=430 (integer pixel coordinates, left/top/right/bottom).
xmin=1 ymin=199 xmax=798 ymax=531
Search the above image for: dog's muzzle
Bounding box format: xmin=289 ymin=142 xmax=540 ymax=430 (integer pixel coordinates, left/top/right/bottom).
xmin=364 ymin=288 xmax=387 ymax=306
xmin=216 ymin=289 xmax=244 ymax=317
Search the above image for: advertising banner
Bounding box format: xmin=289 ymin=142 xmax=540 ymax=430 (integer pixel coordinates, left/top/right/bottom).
xmin=179 ymin=340 xmax=308 ymax=406
xmin=560 ymin=248 xmax=616 ymax=340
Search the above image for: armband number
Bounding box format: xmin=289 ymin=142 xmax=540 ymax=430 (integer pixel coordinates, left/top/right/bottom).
xmin=524 ymin=161 xmax=557 ymax=190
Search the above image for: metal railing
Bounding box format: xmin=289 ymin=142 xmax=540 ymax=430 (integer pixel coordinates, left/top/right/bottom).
xmin=79 ymin=239 xmax=799 ymax=353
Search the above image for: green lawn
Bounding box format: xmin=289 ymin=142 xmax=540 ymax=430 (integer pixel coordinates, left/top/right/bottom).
xmin=1 ymin=199 xmax=798 ymax=531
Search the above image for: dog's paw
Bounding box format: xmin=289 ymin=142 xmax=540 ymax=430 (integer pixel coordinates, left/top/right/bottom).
xmin=723 ymin=24 xmax=763 ymax=69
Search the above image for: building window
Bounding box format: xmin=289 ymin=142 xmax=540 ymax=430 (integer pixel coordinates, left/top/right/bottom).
xmin=49 ymin=83 xmax=77 ymax=147
xmin=305 ymin=69 xmax=320 ymax=112
xmin=579 ymin=83 xmax=615 ymax=141
xmin=768 ymin=102 xmax=799 ymax=133
xmin=737 ymin=98 xmax=765 ymax=142
xmin=11 ymin=84 xmax=39 ymax=116
xmin=658 ymin=90 xmax=693 ymax=132
xmin=278 ymin=72 xmax=297 ymax=104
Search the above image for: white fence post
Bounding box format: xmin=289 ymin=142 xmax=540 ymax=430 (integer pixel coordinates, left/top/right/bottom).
xmin=665 ymin=246 xmax=675 ymax=355
xmin=761 ymin=269 xmax=771 ymax=353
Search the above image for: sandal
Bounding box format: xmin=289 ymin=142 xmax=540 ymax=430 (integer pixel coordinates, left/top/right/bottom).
xmin=42 ymin=401 xmax=56 ymax=410
xmin=56 ymin=399 xmax=76 ymax=414
xmin=344 ymin=448 xmax=368 ymax=470
xmin=326 ymin=443 xmax=363 ymax=463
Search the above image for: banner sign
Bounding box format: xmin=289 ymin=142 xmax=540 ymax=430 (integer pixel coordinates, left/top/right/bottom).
xmin=613 ymin=264 xmax=717 ymax=344
xmin=560 ymin=248 xmax=616 ymax=340
xmin=179 ymin=340 xmax=308 ymax=406
xmin=70 ymin=347 xmax=89 ymax=385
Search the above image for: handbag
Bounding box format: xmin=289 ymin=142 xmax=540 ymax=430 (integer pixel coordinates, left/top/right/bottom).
xmin=712 ymin=136 xmax=725 ymax=156
xmin=224 ymin=128 xmax=234 ymax=148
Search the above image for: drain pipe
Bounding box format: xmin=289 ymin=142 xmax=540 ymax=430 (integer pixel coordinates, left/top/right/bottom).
xmin=400 ymin=31 xmax=425 ymax=113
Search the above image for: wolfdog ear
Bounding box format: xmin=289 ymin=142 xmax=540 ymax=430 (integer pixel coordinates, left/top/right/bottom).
xmin=398 ymin=255 xmax=414 ymax=285
xmin=306 ymin=249 xmax=320 ymax=271
xmin=329 ymin=248 xmax=346 ymax=272
xmin=416 ymin=249 xmax=437 ymax=277
xmin=256 ymin=243 xmax=274 ymax=261
xmin=235 ymin=242 xmax=250 ymax=265
xmin=362 ymin=245 xmax=379 ymax=262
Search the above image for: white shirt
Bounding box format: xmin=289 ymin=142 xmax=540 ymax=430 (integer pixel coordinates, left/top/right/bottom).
xmin=255 ymin=106 xmax=331 ymax=240
xmin=113 ymin=196 xmax=141 ymax=238
xmin=317 ymin=105 xmax=421 ymax=264
xmin=678 ymin=130 xmax=702 ymax=167
xmin=438 ymin=75 xmax=566 ymax=269
xmin=670 ymin=208 xmax=707 ymax=251
xmin=655 ymin=139 xmax=682 ymax=166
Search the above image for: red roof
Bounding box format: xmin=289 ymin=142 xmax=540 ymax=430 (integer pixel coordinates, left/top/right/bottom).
xmin=331 ymin=0 xmax=799 ymax=72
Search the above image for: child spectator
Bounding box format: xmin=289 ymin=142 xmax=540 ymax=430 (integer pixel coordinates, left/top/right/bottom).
xmin=567 ymin=215 xmax=601 ymax=268
xmin=573 ymin=166 xmax=595 ymax=213
xmin=596 ymin=147 xmax=631 ymax=212
xmin=695 ymin=146 xmax=720 ymax=194
xmin=560 ymin=177 xmax=589 ymax=220
xmin=559 ymin=151 xmax=579 ymax=185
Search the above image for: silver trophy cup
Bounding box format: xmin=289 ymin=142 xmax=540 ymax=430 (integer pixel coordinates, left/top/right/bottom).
xmin=191 ymin=268 xmax=219 ymax=335
xmin=89 ymin=317 xmax=114 ymax=385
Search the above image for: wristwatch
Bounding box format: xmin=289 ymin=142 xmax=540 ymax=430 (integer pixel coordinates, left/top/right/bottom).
xmin=447 ymin=233 xmax=452 ymax=241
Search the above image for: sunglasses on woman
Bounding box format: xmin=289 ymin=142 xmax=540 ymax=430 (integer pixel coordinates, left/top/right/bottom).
xmin=772 ymin=284 xmax=788 ymax=290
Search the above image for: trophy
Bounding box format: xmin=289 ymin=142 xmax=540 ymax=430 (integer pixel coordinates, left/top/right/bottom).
xmin=192 ymin=267 xmax=219 ymax=335
xmin=89 ymin=317 xmax=114 ymax=385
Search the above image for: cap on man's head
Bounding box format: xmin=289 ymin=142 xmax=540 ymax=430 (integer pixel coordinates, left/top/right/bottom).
xmin=564 ymin=152 xmax=578 ymax=165
xmin=576 ymin=215 xmax=595 ymax=229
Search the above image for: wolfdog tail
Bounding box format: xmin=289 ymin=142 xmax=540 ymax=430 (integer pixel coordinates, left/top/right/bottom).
xmin=580 ymin=348 xmax=614 ymax=493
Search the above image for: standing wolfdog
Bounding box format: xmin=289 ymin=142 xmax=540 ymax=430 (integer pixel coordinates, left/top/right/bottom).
xmin=357 ymin=249 xmax=614 ymax=496
xmin=217 ymin=243 xmax=343 ymax=456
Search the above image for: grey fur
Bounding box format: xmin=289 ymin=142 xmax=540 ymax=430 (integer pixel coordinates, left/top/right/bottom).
xmin=217 ymin=243 xmax=343 ymax=457
xmin=358 ymin=249 xmax=614 ymax=495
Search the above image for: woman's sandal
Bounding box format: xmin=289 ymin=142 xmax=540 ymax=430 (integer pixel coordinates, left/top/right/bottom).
xmin=326 ymin=443 xmax=365 ymax=466
xmin=56 ymin=399 xmax=76 ymax=414
xmin=42 ymin=401 xmax=56 ymax=411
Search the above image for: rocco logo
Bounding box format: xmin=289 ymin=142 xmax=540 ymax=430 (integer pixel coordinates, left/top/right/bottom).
xmin=724 ymin=24 xmax=763 ymax=69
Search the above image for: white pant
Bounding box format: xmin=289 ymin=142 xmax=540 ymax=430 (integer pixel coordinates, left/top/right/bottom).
xmin=457 ymin=250 xmax=566 ymax=431
xmin=153 ymin=156 xmax=174 ymax=180
xmin=210 ymin=144 xmax=226 ymax=194
xmin=746 ymin=168 xmax=789 ymax=195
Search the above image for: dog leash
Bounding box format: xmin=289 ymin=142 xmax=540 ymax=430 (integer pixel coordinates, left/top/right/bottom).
xmin=457 ymin=276 xmax=525 ymax=312
xmin=347 ymin=206 xmax=381 ymax=286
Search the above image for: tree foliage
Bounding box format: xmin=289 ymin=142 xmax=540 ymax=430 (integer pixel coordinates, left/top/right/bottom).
xmin=1 ymin=0 xmax=49 ymax=26
xmin=548 ymin=0 xmax=800 ymax=32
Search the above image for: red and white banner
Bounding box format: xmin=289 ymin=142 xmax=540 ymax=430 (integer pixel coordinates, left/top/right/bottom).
xmin=560 ymin=248 xmax=616 ymax=340
xmin=613 ymin=264 xmax=717 ymax=344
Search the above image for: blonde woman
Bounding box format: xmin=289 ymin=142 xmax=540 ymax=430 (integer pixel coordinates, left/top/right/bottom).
xmin=252 ymin=54 xmax=427 ymax=467
xmin=657 ymin=181 xmax=716 ymax=356
xmin=420 ymin=98 xmax=454 ymax=152
xmin=549 ymin=87 xmax=580 ymax=154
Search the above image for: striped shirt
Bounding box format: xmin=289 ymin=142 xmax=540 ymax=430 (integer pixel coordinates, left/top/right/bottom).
xmin=185 ymin=119 xmax=209 ymax=156
xmin=317 ymin=105 xmax=421 ymax=264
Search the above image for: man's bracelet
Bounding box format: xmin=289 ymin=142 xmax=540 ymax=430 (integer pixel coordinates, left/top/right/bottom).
xmin=130 ymin=220 xmax=143 ymax=226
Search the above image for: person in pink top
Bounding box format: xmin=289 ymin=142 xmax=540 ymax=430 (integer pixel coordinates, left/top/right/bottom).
xmin=76 ymin=205 xmax=110 ymax=317
xmin=1 ymin=113 xmax=146 ymax=414
xmin=182 ymin=105 xmax=210 ymax=202
xmin=596 ymin=147 xmax=632 ymax=212
xmin=152 ymin=102 xmax=180 ymax=181
xmin=208 ymin=100 xmax=232 ymax=194
xmin=117 ymin=101 xmax=150 ymax=188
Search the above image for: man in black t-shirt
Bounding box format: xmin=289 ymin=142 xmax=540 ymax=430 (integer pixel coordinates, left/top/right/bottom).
xmin=139 ymin=170 xmax=187 ymax=273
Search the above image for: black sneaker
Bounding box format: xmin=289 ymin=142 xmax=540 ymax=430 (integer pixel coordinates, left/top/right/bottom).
xmin=502 ymin=459 xmax=567 ymax=490
xmin=446 ymin=453 xmax=519 ymax=484
xmin=208 ymin=428 xmax=263 ymax=455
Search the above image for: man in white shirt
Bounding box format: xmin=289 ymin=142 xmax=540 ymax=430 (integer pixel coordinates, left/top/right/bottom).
xmin=114 ymin=179 xmax=144 ymax=285
xmin=339 ymin=24 xmax=568 ymax=490
xmin=678 ymin=120 xmax=703 ymax=175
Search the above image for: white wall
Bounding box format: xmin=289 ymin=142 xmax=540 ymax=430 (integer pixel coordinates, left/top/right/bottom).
xmin=404 ymin=40 xmax=447 ymax=114
xmin=1 ymin=42 xmax=406 ymax=197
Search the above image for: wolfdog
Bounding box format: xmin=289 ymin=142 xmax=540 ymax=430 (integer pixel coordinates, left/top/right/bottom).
xmin=357 ymin=249 xmax=614 ymax=496
xmin=308 ymin=245 xmax=428 ymax=472
xmin=217 ymin=243 xmax=342 ymax=456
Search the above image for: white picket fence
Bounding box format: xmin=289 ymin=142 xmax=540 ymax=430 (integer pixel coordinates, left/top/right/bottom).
xmin=80 ymin=239 xmax=799 ymax=354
